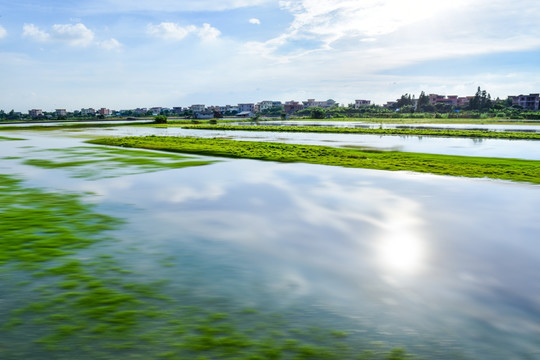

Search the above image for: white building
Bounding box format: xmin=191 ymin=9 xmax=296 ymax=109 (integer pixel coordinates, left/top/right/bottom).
xmin=354 ymin=100 xmax=371 ymax=108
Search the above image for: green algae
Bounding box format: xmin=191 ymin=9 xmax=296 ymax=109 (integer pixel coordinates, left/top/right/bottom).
xmin=89 ymin=136 xmax=540 ymax=184
xmin=0 ymin=172 xmax=416 ymax=359
xmin=22 ymin=146 xmax=216 ymax=179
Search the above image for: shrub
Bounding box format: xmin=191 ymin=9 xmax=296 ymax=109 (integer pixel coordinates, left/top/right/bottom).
xmin=154 ymin=115 xmax=168 ymax=124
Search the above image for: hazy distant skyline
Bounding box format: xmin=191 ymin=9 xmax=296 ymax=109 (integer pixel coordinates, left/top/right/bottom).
xmin=1 ymin=0 xmax=539 ymax=112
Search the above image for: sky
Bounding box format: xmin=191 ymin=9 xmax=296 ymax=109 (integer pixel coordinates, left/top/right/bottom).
xmin=1 ymin=0 xmax=540 ymax=112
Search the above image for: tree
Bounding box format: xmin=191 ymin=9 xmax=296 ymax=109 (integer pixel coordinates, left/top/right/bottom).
xmin=395 ymin=93 xmax=415 ymax=110
xmin=468 ymin=86 xmax=492 ymax=112
xmin=154 ymin=115 xmax=168 ymax=124
xmin=417 ymin=91 xmax=430 ymax=112
xmin=310 ymin=107 xmax=325 ymax=119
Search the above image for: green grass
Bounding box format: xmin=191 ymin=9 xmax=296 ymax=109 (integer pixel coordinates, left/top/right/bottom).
xmin=174 ymin=124 xmax=540 ymax=140
xmin=88 ymin=136 xmax=540 ymax=184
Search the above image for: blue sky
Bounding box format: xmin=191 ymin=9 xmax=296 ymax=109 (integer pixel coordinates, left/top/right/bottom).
xmin=1 ymin=0 xmax=539 ymax=111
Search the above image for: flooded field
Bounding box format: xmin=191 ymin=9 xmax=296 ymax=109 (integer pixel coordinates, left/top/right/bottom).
xmin=0 ymin=128 xmax=539 ymax=359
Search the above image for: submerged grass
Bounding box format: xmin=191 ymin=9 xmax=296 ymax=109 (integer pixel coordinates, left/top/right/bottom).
xmin=89 ymin=136 xmax=540 ymax=184
xmin=22 ymin=146 xmax=215 ymax=179
xmin=0 ymin=172 xmax=415 ymax=359
xmin=175 ymin=124 xmax=540 ymax=140
xmin=0 ymin=135 xmax=26 ymax=141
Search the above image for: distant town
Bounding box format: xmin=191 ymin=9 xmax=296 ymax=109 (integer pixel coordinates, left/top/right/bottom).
xmin=2 ymin=90 xmax=539 ymax=121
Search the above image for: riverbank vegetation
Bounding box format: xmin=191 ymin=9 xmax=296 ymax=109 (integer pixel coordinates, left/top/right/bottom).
xmin=171 ymin=124 xmax=540 ymax=140
xmin=89 ymin=136 xmax=540 ymax=184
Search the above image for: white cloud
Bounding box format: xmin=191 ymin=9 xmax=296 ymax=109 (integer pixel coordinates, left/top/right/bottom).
xmin=197 ymin=23 xmax=221 ymax=41
xmin=99 ymin=38 xmax=122 ymax=50
xmin=147 ymin=22 xmax=221 ymax=41
xmin=0 ymin=25 xmax=7 ymax=39
xmin=51 ymin=23 xmax=95 ymax=47
xmin=249 ymin=18 xmax=261 ymax=25
xmin=22 ymin=24 xmax=50 ymax=42
xmin=147 ymin=22 xmax=196 ymax=41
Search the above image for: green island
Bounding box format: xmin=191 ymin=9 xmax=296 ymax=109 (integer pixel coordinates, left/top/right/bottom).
xmin=0 ymin=173 xmax=414 ymax=359
xmin=170 ymin=123 xmax=540 ymax=140
xmin=88 ymin=136 xmax=540 ymax=184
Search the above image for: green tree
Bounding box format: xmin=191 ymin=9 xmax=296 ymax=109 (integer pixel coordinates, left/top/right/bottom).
xmin=154 ymin=115 xmax=168 ymax=124
xmin=417 ymin=91 xmax=430 ymax=112
xmin=310 ymin=107 xmax=325 ymax=119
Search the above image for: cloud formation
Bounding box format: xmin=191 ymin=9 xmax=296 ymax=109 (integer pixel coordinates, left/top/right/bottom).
xmin=0 ymin=25 xmax=7 ymax=39
xmin=249 ymin=18 xmax=261 ymax=25
xmin=22 ymin=23 xmax=122 ymax=50
xmin=99 ymin=38 xmax=122 ymax=50
xmin=147 ymin=22 xmax=220 ymax=41
xmin=50 ymin=23 xmax=95 ymax=47
xmin=23 ymin=24 xmax=50 ymax=42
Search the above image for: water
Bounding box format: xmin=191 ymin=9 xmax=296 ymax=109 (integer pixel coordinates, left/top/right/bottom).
xmin=9 ymin=125 xmax=538 ymax=160
xmin=258 ymin=120 xmax=540 ymax=133
xmin=1 ymin=129 xmax=539 ymax=359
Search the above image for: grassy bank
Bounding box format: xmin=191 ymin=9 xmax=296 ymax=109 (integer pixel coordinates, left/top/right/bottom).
xmin=89 ymin=136 xmax=540 ymax=184
xmin=171 ymin=124 xmax=540 ymax=140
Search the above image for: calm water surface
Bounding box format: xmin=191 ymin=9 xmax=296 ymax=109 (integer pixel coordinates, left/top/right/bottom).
xmin=1 ymin=130 xmax=539 ymax=359
xmin=30 ymin=125 xmax=540 ymax=160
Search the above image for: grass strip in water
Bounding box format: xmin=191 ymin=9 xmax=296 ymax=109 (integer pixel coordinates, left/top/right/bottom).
xmin=89 ymin=136 xmax=540 ymax=184
xmin=175 ymin=124 xmax=540 ymax=140
xmin=0 ymin=135 xmax=26 ymax=140
xmin=22 ymin=146 xmax=215 ymax=179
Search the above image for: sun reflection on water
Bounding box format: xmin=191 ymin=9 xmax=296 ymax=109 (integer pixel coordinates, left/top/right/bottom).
xmin=376 ymin=216 xmax=426 ymax=275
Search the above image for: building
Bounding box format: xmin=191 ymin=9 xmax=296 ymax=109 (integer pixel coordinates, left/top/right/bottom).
xmin=511 ymin=93 xmax=540 ymax=111
xmin=190 ymin=104 xmax=206 ymax=112
xmin=98 ymin=108 xmax=110 ymax=116
xmin=81 ymin=108 xmax=96 ymax=116
xmin=238 ymin=103 xmax=255 ymax=113
xmin=302 ymin=99 xmax=336 ymax=108
xmin=354 ymin=100 xmax=371 ymax=108
xmin=284 ymin=101 xmax=303 ymax=114
xmin=55 ymin=109 xmax=67 ymax=117
xmin=457 ymin=97 xmax=472 ymax=107
xmin=29 ymin=109 xmax=43 ymax=118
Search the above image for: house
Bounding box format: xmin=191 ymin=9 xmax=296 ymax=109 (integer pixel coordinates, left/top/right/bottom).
xmin=194 ymin=111 xmax=214 ymax=119
xmin=190 ymin=104 xmax=206 ymax=112
xmin=236 ymin=111 xmax=255 ymax=118
xmin=98 ymin=108 xmax=110 ymax=116
xmin=284 ymin=101 xmax=303 ymax=114
xmin=354 ymin=100 xmax=371 ymax=108
xmin=302 ymin=99 xmax=336 ymax=108
xmin=81 ymin=108 xmax=96 ymax=116
xmin=511 ymin=93 xmax=540 ymax=110
xmin=55 ymin=109 xmax=67 ymax=117
xmin=238 ymin=103 xmax=255 ymax=113
xmin=29 ymin=109 xmax=43 ymax=118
